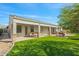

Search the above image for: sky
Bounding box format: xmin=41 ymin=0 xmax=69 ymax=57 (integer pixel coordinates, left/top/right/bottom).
xmin=0 ymin=3 xmax=71 ymax=25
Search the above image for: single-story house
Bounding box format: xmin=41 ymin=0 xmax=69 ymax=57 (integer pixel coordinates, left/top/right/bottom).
xmin=8 ymin=15 xmax=62 ymax=41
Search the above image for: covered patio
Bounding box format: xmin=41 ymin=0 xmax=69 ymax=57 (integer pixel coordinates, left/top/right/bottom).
xmin=9 ymin=15 xmax=61 ymax=42
xmin=13 ymin=23 xmax=57 ymax=37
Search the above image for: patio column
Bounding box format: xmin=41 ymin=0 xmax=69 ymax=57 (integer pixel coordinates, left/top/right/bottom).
xmin=13 ymin=22 xmax=17 ymax=35
xmin=27 ymin=25 xmax=30 ymax=35
xmin=60 ymin=27 xmax=63 ymax=31
xmin=49 ymin=27 xmax=51 ymax=35
xmin=38 ymin=25 xmax=40 ymax=37
xmin=12 ymin=22 xmax=17 ymax=42
xmin=22 ymin=25 xmax=25 ymax=36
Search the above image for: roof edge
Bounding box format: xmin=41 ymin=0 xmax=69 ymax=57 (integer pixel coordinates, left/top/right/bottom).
xmin=10 ymin=15 xmax=57 ymax=26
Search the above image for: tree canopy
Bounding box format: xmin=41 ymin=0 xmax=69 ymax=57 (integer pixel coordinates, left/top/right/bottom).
xmin=58 ymin=4 xmax=79 ymax=33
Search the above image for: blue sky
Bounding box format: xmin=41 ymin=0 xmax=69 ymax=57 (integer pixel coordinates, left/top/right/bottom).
xmin=0 ymin=3 xmax=71 ymax=25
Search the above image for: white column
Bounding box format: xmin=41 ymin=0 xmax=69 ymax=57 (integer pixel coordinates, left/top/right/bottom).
xmin=38 ymin=25 xmax=40 ymax=37
xmin=49 ymin=27 xmax=51 ymax=35
xmin=22 ymin=25 xmax=25 ymax=36
xmin=60 ymin=27 xmax=63 ymax=31
xmin=9 ymin=16 xmax=13 ymax=39
xmin=56 ymin=27 xmax=59 ymax=32
xmin=13 ymin=22 xmax=17 ymax=35
xmin=27 ymin=25 xmax=30 ymax=35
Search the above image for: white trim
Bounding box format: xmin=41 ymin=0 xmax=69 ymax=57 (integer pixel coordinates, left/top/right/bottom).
xmin=13 ymin=18 xmax=57 ymax=27
xmin=14 ymin=19 xmax=39 ymax=25
xmin=13 ymin=22 xmax=17 ymax=34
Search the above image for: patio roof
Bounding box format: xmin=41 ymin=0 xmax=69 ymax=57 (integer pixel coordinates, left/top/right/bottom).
xmin=10 ymin=15 xmax=57 ymax=26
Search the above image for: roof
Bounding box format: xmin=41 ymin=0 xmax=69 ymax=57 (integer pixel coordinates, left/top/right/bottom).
xmin=10 ymin=15 xmax=57 ymax=26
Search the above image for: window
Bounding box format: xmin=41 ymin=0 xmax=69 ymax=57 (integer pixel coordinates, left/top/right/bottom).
xmin=17 ymin=25 xmax=22 ymax=33
xmin=41 ymin=27 xmax=43 ymax=32
xmin=31 ymin=26 xmax=34 ymax=32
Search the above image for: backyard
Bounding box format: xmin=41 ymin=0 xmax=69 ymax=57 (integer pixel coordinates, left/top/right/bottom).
xmin=7 ymin=34 xmax=79 ymax=56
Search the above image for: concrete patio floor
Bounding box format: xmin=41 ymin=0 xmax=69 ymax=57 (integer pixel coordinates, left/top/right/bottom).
xmin=15 ymin=37 xmax=36 ymax=42
xmin=14 ymin=34 xmax=56 ymax=42
xmin=0 ymin=41 xmax=12 ymax=56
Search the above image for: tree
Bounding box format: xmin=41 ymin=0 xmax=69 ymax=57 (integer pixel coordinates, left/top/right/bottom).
xmin=58 ymin=4 xmax=79 ymax=33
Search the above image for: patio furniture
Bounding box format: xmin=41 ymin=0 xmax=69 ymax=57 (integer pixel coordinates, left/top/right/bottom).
xmin=25 ymin=32 xmax=38 ymax=37
xmin=29 ymin=32 xmax=38 ymax=37
xmin=56 ymin=31 xmax=65 ymax=37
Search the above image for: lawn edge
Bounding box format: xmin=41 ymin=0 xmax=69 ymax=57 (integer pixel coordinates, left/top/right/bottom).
xmin=4 ymin=42 xmax=15 ymax=56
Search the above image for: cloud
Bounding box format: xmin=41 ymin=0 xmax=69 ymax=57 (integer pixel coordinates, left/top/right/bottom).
xmin=22 ymin=14 xmax=53 ymax=20
xmin=0 ymin=3 xmax=61 ymax=25
xmin=0 ymin=10 xmax=58 ymax=25
xmin=8 ymin=13 xmax=57 ymax=24
xmin=22 ymin=14 xmax=58 ymax=24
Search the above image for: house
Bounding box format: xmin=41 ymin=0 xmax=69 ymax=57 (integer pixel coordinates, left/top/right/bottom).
xmin=8 ymin=15 xmax=62 ymax=41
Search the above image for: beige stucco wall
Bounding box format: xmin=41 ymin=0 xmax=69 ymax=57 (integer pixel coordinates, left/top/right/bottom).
xmin=40 ymin=26 xmax=49 ymax=36
xmin=34 ymin=26 xmax=39 ymax=32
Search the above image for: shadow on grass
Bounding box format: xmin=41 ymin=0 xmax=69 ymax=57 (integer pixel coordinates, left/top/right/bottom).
xmin=7 ymin=40 xmax=79 ymax=56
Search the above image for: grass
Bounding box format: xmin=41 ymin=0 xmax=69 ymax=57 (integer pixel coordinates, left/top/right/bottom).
xmin=68 ymin=34 xmax=79 ymax=40
xmin=7 ymin=35 xmax=79 ymax=56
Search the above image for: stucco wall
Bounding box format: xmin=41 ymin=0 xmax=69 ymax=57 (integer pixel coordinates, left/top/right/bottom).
xmin=40 ymin=26 xmax=49 ymax=36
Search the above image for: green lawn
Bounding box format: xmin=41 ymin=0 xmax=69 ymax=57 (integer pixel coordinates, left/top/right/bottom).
xmin=7 ymin=35 xmax=79 ymax=56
